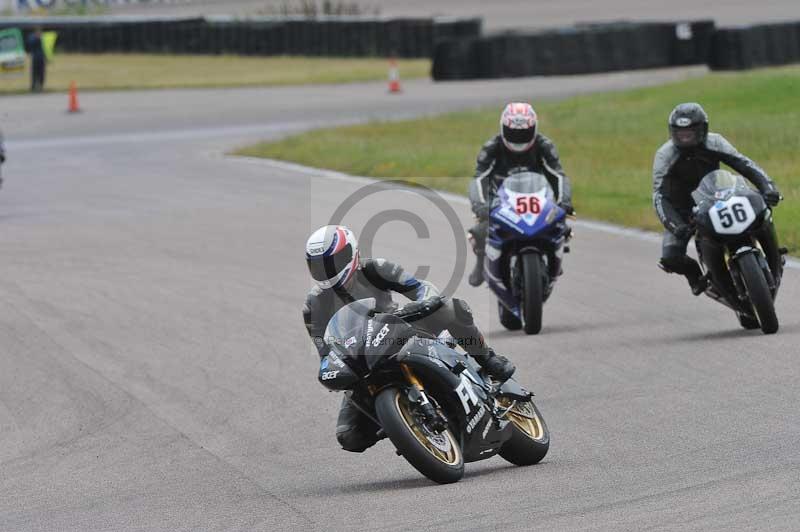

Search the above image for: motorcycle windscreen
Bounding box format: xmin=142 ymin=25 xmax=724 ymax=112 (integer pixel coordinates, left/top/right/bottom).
xmin=691 ymin=170 xmax=755 ymax=206
xmin=692 ymin=170 xmax=766 ymax=235
xmin=324 ymin=298 xmax=376 ymax=371
xmin=502 ymin=171 xmax=555 ymax=199
xmin=323 ymin=298 xmax=413 ymax=371
xmin=363 ymin=313 xmax=414 ymax=371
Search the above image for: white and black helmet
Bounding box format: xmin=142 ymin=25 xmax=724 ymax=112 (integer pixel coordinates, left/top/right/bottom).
xmin=500 ymin=102 xmax=538 ymax=153
xmin=669 ymin=102 xmax=709 ymax=149
xmin=305 ymin=225 xmax=360 ymax=290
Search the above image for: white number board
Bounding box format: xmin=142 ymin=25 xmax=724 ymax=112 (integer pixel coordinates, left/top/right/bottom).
xmin=709 ymin=197 xmax=756 ymax=235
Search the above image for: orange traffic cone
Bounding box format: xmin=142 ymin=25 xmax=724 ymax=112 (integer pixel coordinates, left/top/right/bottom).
xmin=67 ymin=81 xmax=81 ymax=113
xmin=388 ymin=59 xmax=401 ymax=93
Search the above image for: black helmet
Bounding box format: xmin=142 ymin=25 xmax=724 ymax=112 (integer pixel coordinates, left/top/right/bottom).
xmin=668 ymin=102 xmax=708 ymax=149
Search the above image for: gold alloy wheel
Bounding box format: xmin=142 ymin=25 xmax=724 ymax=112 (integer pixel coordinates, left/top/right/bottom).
xmin=499 ymin=398 xmax=546 ymax=442
xmin=394 ymin=392 xmax=461 ymax=466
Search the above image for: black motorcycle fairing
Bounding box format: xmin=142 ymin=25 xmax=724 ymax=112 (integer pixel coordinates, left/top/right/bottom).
xmin=318 ymin=352 xmax=360 ymax=391
xmin=694 ymin=192 xmax=768 ymax=240
xmin=395 ymin=347 xmax=514 ymax=462
xmin=498 ymin=378 xmax=532 ymax=401
xmin=695 ymin=237 xmax=740 ymax=309
xmin=324 ymin=298 xmax=414 ymax=374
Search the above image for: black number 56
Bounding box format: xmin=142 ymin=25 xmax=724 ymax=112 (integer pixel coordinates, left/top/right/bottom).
xmin=717 ymin=203 xmax=748 ymax=228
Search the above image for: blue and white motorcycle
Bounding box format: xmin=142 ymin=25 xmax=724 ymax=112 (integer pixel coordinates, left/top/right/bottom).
xmin=483 ymin=171 xmax=571 ymax=334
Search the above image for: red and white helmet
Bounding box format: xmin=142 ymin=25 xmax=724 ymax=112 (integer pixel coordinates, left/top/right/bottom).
xmin=500 ymin=103 xmax=538 ymax=153
xmin=305 ymin=225 xmax=360 ymax=290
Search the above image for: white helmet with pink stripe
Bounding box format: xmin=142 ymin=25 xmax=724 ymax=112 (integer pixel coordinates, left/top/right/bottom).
xmin=305 ymin=225 xmax=360 ymax=289
xmin=500 ymin=102 xmax=538 ymax=153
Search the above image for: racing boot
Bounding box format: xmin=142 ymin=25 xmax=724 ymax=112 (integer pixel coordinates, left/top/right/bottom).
xmin=477 ymin=350 xmax=516 ymax=382
xmin=687 ymin=270 xmax=708 ymax=296
xmin=468 ymin=253 xmax=485 ymax=287
xmin=467 ymin=224 xmax=487 ymax=287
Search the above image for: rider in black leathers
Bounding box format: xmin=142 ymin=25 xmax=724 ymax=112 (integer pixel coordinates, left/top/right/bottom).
xmin=653 ymin=103 xmax=781 ymax=294
xmin=468 ymin=103 xmax=573 ymax=286
xmin=303 ymin=225 xmax=516 ymax=452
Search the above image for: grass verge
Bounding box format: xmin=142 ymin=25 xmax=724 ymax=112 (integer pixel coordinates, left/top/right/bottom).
xmin=0 ymin=54 xmax=430 ymax=93
xmin=237 ymin=65 xmax=800 ymax=252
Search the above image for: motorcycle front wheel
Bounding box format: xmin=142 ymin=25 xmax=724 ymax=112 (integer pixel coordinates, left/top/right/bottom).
xmin=521 ymin=253 xmax=545 ymax=334
xmin=737 ymin=252 xmax=779 ymax=334
xmin=375 ymin=387 xmax=464 ymax=484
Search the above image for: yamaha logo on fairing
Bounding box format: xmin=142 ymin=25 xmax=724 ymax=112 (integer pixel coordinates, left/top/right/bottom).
xmin=328 ymin=351 xmax=345 ymax=368
xmin=372 ymin=324 xmax=390 ymax=347
xmin=482 ymin=417 xmax=493 ymax=439
xmin=466 ymin=405 xmax=486 ymax=434
xmin=365 ymin=319 xmax=375 ymax=346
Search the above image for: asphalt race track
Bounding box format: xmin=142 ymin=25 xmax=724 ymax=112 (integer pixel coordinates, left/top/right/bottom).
xmin=1 ymin=69 xmax=799 ymax=531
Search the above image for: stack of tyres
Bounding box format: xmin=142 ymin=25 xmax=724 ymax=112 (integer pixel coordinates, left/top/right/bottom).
xmin=766 ymin=22 xmax=800 ymax=65
xmin=357 ymin=20 xmax=378 ymax=56
xmin=413 ymin=20 xmax=434 ymax=58
xmin=432 ymin=37 xmax=486 ymax=80
xmin=384 ymin=19 xmax=406 ymax=57
xmin=708 ymin=28 xmax=742 ymax=69
xmin=671 ymin=20 xmax=715 ymax=65
xmin=1 ymin=16 xmax=484 ymax=58
xmin=710 ymin=22 xmax=800 ymax=70
xmin=433 ymin=19 xmax=725 ymax=81
xmin=433 ymin=18 xmax=482 ymax=44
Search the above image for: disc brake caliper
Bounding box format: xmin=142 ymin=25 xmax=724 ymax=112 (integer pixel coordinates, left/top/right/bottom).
xmin=400 ymin=364 xmax=448 ymax=433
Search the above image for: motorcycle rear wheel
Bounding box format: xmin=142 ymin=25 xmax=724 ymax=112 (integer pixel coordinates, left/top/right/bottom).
xmin=737 ymin=253 xmax=779 ymax=334
xmin=521 ymin=253 xmax=544 ymax=334
xmin=375 ymin=387 xmax=464 ymax=484
xmin=497 ymin=398 xmax=550 ymax=466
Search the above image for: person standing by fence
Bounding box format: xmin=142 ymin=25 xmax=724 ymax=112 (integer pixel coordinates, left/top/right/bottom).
xmin=26 ymin=27 xmax=46 ymax=92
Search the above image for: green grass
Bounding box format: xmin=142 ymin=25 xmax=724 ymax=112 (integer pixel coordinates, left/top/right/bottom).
xmin=237 ymin=65 xmax=800 ymax=252
xmin=0 ymin=54 xmax=430 ymax=93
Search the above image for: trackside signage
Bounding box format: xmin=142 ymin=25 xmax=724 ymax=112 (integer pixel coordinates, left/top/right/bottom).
xmin=13 ymin=0 xmax=180 ymax=9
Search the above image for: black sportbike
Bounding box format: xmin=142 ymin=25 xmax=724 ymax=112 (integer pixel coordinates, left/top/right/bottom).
xmin=318 ymin=297 xmax=549 ymax=484
xmin=691 ymin=170 xmax=786 ymax=334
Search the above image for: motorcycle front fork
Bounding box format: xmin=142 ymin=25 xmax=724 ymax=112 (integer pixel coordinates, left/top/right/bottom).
xmin=400 ymin=364 xmax=447 ymax=432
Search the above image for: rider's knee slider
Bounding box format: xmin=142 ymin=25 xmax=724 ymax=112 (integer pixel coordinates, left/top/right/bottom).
xmin=452 ymin=298 xmax=475 ymax=326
